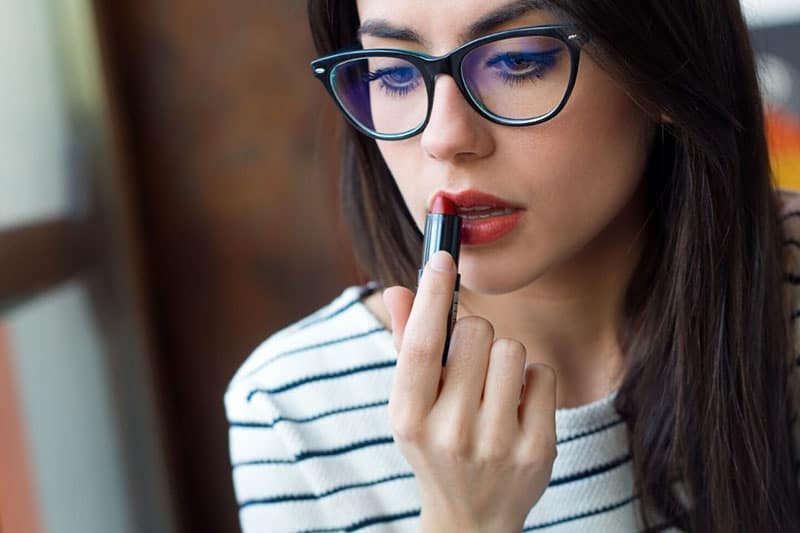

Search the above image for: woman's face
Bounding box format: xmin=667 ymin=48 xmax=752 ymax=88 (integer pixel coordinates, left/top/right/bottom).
xmin=356 ymin=0 xmax=655 ymax=295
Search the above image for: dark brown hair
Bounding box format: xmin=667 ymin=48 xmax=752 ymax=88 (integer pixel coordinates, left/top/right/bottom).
xmin=307 ymin=0 xmax=800 ymax=530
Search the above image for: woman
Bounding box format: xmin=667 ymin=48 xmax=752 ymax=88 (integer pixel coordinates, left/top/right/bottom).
xmin=225 ymin=0 xmax=800 ymax=530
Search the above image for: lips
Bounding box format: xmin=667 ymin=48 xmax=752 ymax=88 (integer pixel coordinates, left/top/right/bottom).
xmin=431 ymin=190 xmax=524 ymax=246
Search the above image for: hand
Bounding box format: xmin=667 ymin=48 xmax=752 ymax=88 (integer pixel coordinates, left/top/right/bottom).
xmin=383 ymin=251 xmax=558 ymax=533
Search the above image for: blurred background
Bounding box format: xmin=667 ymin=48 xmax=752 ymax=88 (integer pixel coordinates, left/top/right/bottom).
xmin=1 ymin=1 xmax=799 ymax=532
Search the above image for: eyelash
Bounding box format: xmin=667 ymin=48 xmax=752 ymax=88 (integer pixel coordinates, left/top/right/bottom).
xmin=366 ymin=67 xmax=422 ymax=97
xmin=485 ymin=49 xmax=561 ymax=86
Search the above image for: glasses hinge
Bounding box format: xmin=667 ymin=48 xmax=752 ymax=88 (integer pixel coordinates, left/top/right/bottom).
xmin=567 ymin=31 xmax=590 ymax=46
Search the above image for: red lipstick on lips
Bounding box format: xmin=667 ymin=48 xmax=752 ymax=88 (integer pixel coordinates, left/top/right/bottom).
xmin=419 ymin=195 xmax=461 ymax=366
xmin=437 ymin=190 xmax=523 ymax=246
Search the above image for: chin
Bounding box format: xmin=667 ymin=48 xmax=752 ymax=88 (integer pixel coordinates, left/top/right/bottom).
xmin=458 ymin=259 xmax=546 ymax=296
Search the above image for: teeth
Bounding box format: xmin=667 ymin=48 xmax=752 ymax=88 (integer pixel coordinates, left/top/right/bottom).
xmin=458 ymin=205 xmax=495 ymax=212
xmin=460 ymin=207 xmax=515 ymax=220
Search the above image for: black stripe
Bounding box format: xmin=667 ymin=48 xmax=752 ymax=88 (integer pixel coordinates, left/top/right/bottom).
xmin=556 ymin=418 xmax=625 ymax=445
xmin=299 ymin=508 xmax=421 ymax=532
xmin=233 ymin=436 xmax=395 ymax=467
xmin=795 ymin=354 xmax=800 ymax=367
xmin=296 ymin=297 xmax=362 ymax=331
xmin=246 ymin=359 xmax=395 ymax=399
xmin=235 ymin=327 xmax=386 ymax=384
xmin=548 ymin=453 xmax=631 ymax=487
xmin=785 ymin=273 xmax=800 ymax=284
xmin=791 ymin=309 xmax=800 ymax=321
xmin=785 ymin=239 xmax=800 ymax=248
xmin=295 ymin=285 xmax=379 ymax=332
xmin=229 ymin=399 xmax=389 ymax=429
xmin=783 ymin=210 xmax=800 ymax=221
xmin=239 ymin=472 xmax=414 ymax=508
xmin=523 ymin=494 xmax=637 ymax=530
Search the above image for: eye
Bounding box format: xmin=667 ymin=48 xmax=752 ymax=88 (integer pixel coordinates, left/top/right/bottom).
xmin=366 ymin=66 xmax=422 ymax=96
xmin=486 ymin=48 xmax=561 ymax=82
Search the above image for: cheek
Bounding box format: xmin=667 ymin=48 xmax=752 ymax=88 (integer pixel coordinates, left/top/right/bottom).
xmin=376 ymin=140 xmax=428 ymax=227
xmin=513 ymin=69 xmax=654 ymax=221
xmin=567 ymin=65 xmax=652 ymax=180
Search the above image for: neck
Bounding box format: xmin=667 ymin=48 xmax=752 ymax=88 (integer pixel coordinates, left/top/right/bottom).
xmin=458 ymin=185 xmax=648 ymax=409
xmin=362 ymin=185 xmax=650 ymax=410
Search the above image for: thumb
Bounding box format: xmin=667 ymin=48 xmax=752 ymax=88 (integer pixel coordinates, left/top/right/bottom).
xmin=382 ymin=285 xmax=414 ymax=353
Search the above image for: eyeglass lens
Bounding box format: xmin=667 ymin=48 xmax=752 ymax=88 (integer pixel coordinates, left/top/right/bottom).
xmin=330 ymin=35 xmax=571 ymax=136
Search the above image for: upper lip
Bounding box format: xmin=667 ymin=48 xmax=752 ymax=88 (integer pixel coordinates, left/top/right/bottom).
xmin=431 ymin=190 xmax=522 ymax=213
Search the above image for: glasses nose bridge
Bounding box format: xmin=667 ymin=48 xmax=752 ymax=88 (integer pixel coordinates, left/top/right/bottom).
xmin=422 ymin=48 xmax=465 ymax=80
xmin=420 ymin=52 xmax=469 ymax=101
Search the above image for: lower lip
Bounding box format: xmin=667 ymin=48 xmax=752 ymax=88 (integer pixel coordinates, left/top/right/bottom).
xmin=460 ymin=210 xmax=524 ymax=246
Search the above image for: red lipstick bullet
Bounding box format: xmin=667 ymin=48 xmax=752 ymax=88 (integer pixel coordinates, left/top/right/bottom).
xmin=431 ymin=195 xmax=458 ymax=215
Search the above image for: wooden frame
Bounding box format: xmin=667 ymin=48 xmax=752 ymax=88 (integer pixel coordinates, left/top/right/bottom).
xmin=0 ymin=219 xmax=95 ymax=311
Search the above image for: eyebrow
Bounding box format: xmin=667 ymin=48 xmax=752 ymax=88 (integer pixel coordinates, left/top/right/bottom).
xmin=357 ymin=0 xmax=548 ymax=48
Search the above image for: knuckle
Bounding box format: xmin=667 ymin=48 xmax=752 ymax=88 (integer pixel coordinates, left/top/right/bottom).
xmin=390 ymin=412 xmax=426 ymax=442
xmin=476 ymin=433 xmax=512 ymax=465
xmin=522 ymin=452 xmax=555 ymax=477
xmin=434 ymin=423 xmax=473 ymax=459
xmin=518 ymin=435 xmax=558 ymax=468
xmin=388 ymin=403 xmax=425 ymax=442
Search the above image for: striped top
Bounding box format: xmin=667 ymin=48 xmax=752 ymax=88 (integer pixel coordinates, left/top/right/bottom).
xmin=226 ymin=190 xmax=800 ymax=533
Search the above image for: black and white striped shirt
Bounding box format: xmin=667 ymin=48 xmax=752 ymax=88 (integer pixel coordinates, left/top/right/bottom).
xmin=226 ymin=190 xmax=800 ymax=532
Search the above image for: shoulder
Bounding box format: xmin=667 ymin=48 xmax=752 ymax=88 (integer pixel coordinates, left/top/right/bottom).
xmin=223 ymin=285 xmax=405 ymax=529
xmin=224 ymin=284 xmax=394 ymax=419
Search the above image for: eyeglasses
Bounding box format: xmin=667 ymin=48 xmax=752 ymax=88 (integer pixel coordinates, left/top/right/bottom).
xmin=311 ymin=24 xmax=591 ymax=141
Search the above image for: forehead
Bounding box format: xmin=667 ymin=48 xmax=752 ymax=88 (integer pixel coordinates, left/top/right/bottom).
xmin=355 ymin=0 xmax=557 ymax=51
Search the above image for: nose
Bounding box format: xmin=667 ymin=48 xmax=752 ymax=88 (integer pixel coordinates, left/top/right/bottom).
xmin=419 ymin=76 xmax=494 ymax=162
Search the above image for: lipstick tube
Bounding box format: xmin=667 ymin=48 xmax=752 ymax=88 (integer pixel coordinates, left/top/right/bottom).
xmin=418 ymin=196 xmax=462 ymax=366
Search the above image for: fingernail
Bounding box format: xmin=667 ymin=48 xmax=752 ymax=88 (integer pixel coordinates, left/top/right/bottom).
xmin=429 ymin=251 xmax=454 ymax=272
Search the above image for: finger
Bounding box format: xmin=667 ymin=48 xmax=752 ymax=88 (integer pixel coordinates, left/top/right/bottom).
xmin=392 ymin=250 xmax=457 ymax=416
xmin=436 ymin=316 xmax=494 ymax=415
xmin=382 ymin=285 xmax=414 ymax=352
xmin=480 ymin=338 xmax=527 ymax=430
xmin=518 ymin=363 xmax=557 ymax=438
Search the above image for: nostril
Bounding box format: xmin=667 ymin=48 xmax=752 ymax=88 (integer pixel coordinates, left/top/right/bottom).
xmin=419 ymin=76 xmax=495 ymax=161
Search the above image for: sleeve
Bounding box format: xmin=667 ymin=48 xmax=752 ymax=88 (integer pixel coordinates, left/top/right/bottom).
xmin=779 ymin=189 xmax=800 ymax=488
xmin=224 ymin=377 xmax=329 ymax=533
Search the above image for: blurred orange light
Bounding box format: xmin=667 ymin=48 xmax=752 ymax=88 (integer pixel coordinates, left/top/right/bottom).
xmin=766 ymin=108 xmax=800 ymax=190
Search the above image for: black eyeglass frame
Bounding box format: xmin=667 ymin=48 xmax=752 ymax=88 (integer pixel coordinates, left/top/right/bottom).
xmin=310 ymin=24 xmax=592 ymax=141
